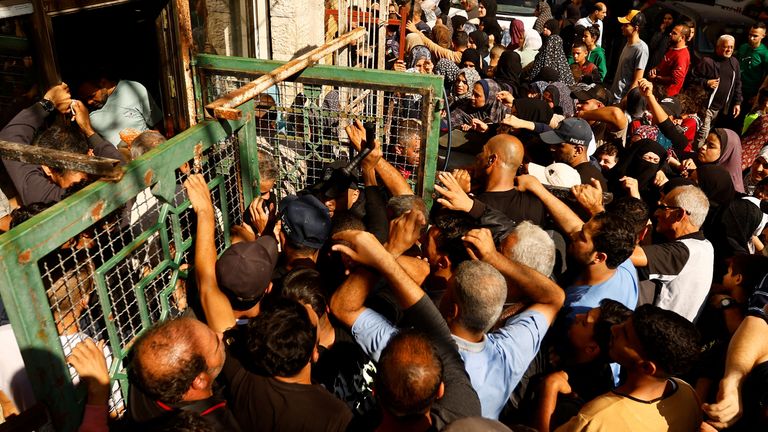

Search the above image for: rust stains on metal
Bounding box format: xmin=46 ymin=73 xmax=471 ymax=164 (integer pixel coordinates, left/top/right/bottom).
xmin=18 ymin=249 xmax=32 ymax=264
xmin=91 ymin=200 xmax=105 ymax=221
xmin=144 ymin=169 xmax=155 ymax=186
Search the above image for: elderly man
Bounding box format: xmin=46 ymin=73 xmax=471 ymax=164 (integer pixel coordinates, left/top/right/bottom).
xmin=630 ymin=185 xmax=714 ymax=322
xmin=691 ymin=35 xmax=743 ymax=148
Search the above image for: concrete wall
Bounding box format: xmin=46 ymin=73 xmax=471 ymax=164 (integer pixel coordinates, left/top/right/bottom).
xmin=269 ymin=0 xmax=326 ymax=61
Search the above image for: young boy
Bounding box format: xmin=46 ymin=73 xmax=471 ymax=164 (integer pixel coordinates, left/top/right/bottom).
xmin=570 ymin=42 xmax=602 ymax=84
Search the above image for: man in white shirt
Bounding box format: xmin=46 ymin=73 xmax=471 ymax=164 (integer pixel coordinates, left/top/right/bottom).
xmin=576 ymin=2 xmax=607 ymax=46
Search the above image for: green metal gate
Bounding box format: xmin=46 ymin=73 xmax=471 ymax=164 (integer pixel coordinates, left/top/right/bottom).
xmin=0 ymin=55 xmax=443 ymax=431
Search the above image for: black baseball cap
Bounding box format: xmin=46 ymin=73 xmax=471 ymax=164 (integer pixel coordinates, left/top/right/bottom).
xmin=280 ymin=194 xmax=332 ymax=249
xmin=659 ymin=97 xmax=682 ymax=118
xmin=540 ymin=117 xmax=593 ymax=147
xmin=215 ymin=236 xmax=279 ymax=310
xmin=571 ymin=84 xmax=610 ymax=105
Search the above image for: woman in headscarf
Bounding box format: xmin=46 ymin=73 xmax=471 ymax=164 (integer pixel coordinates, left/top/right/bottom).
xmin=479 ymin=0 xmax=503 ymax=45
xmin=506 ymin=19 xmax=526 ymax=51
xmin=533 ymin=1 xmax=553 ymax=35
xmin=494 ymin=50 xmax=522 ymax=95
xmin=608 ymin=139 xmax=667 ymax=202
xmin=528 ymin=34 xmax=574 ymax=85
xmin=513 ymin=98 xmax=554 ymax=124
xmin=681 ymin=128 xmax=745 ymax=193
xmin=517 ymin=29 xmax=542 ymax=68
xmin=460 ymin=48 xmax=484 ymax=75
xmin=449 ymin=67 xmax=482 ymax=113
xmin=543 ymin=82 xmax=575 ymax=117
xmin=435 ymin=58 xmax=459 ymax=92
xmin=408 ymin=45 xmax=433 ymax=73
xmin=452 ymin=78 xmax=510 ymax=130
xmin=430 ymin=22 xmax=453 ymax=50
xmin=469 ymin=30 xmax=490 ymax=62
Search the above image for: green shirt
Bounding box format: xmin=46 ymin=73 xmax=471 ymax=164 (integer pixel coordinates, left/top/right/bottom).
xmin=567 ymin=46 xmax=607 ymax=81
xmin=737 ymin=42 xmax=768 ymax=97
xmin=589 ymin=46 xmax=607 ymax=82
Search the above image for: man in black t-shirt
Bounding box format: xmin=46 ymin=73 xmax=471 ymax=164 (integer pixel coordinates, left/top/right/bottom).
xmin=464 ymin=134 xmax=547 ymax=227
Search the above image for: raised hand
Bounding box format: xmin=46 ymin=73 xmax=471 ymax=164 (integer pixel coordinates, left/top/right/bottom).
xmin=43 ymin=83 xmax=72 ymax=114
xmin=462 ymin=228 xmax=497 ymax=262
xmin=385 ymin=209 xmax=427 ymax=257
xmin=184 ymin=174 xmax=214 ymax=215
xmin=434 ymin=171 xmax=474 ymax=212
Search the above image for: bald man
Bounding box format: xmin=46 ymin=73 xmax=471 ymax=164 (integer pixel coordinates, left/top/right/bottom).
xmin=127 ymin=317 xmax=241 ymax=429
xmin=467 ymin=134 xmax=547 ymax=226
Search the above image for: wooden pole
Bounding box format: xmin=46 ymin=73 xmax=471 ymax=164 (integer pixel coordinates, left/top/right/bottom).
xmin=0 ymin=139 xmax=123 ymax=181
xmin=205 ymin=27 xmax=367 ymax=120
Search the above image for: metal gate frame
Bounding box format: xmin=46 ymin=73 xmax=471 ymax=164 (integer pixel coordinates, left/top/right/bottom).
xmin=0 ymin=56 xmax=443 ymax=431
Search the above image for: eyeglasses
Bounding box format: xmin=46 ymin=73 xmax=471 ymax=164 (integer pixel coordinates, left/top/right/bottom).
xmin=657 ymin=203 xmax=690 ymax=214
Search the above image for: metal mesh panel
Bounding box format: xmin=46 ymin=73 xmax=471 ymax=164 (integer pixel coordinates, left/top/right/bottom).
xmin=36 ymin=134 xmax=243 ymax=414
xmin=332 ymin=0 xmax=384 ymax=70
xmin=204 ymin=71 xmax=430 ymax=201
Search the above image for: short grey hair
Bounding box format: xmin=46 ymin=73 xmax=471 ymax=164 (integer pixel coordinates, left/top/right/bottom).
xmin=717 ymin=34 xmax=735 ymax=46
xmin=502 ymin=221 xmax=556 ymax=277
xmin=130 ymin=130 xmax=166 ymax=160
xmin=668 ymin=185 xmax=709 ymax=228
xmin=454 ymin=260 xmax=507 ymax=333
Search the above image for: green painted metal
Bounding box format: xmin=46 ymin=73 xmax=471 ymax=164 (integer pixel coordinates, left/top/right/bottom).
xmin=0 ymin=55 xmax=443 ymax=431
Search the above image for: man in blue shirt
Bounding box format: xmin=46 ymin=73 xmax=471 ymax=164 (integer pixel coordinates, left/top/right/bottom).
xmin=331 ymin=208 xmax=564 ymax=419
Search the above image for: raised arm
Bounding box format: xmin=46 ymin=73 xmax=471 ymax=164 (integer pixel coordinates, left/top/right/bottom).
xmin=462 ymin=228 xmax=565 ymax=324
xmin=577 ymin=105 xmax=628 ymax=131
xmin=346 ymin=119 xmax=413 ymax=196
xmin=703 ymin=314 xmax=768 ymax=429
xmin=515 ymin=174 xmax=585 ymax=236
xmin=184 ymin=174 xmax=237 ymax=333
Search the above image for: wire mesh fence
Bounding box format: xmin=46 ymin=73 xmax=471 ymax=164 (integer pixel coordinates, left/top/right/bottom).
xmin=34 ymin=132 xmax=243 ymax=416
xmin=0 ymin=56 xmax=442 ymax=431
xmin=203 ymin=70 xmax=434 ymax=201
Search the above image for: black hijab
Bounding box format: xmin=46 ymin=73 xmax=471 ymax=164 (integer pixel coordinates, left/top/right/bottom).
xmin=461 ymin=48 xmax=483 ymax=75
xmin=513 ymin=98 xmax=554 ymax=124
xmin=610 ymin=139 xmax=667 ymax=201
xmin=469 ymin=30 xmax=490 ymax=58
xmin=494 ymin=50 xmax=522 ymax=95
xmin=480 ymin=0 xmax=502 ymax=43
xmin=696 ymin=164 xmax=736 ymax=208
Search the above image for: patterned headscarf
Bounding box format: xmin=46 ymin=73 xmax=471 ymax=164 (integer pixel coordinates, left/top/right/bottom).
xmin=533 ymin=1 xmax=553 ymax=34
xmin=528 ymin=35 xmax=574 ymax=85
xmin=454 ymin=79 xmax=510 ymax=125
xmin=455 ymin=67 xmax=481 ymax=101
xmin=435 ymin=58 xmax=460 ymax=89
xmin=409 ymin=45 xmax=432 ymax=69
xmin=544 ymin=82 xmax=575 ymax=118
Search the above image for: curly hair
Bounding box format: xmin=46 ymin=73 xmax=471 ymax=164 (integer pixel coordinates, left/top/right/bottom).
xmin=127 ymin=318 xmax=209 ymax=404
xmin=605 ymin=197 xmax=649 ymax=244
xmin=593 ymin=299 xmax=632 ymax=362
xmin=241 ymin=296 xmax=317 ymax=378
xmin=429 ymin=208 xmax=478 ymax=267
xmin=591 ymin=212 xmax=637 ymax=269
xmin=632 ymin=304 xmax=701 ymax=377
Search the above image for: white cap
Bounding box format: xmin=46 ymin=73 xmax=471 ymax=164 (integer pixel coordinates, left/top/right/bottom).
xmin=527 ymin=162 xmax=581 ymax=187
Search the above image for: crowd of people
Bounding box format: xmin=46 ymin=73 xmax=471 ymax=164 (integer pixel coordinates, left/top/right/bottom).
xmin=2 ymin=0 xmax=768 ymax=431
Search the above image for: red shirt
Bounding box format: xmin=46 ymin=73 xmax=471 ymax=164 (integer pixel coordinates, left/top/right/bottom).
xmin=655 ymin=47 xmax=690 ymax=96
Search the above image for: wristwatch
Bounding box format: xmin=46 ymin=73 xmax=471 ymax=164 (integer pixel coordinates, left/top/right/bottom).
xmin=39 ymin=98 xmax=55 ymax=113
xmin=719 ymin=297 xmax=737 ymax=310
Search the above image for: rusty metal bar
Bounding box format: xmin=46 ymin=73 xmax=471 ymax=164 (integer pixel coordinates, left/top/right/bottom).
xmin=0 ymin=139 xmax=123 ymax=180
xmin=205 ymin=27 xmax=367 ymax=120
